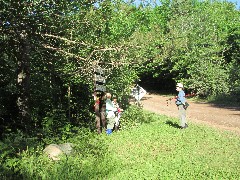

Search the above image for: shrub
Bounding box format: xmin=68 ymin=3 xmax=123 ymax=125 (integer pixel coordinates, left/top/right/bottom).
xmin=120 ymin=105 xmax=157 ymax=130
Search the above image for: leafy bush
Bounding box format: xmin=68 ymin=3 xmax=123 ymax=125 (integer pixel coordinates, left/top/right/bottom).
xmin=120 ymin=105 xmax=157 ymax=130
xmin=207 ymin=93 xmax=240 ymax=107
xmin=0 ymin=130 xmax=41 ymax=179
xmin=120 ymin=105 xmax=144 ymax=130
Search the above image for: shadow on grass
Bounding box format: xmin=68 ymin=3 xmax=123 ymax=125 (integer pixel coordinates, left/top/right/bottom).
xmin=165 ymin=120 xmax=181 ymax=129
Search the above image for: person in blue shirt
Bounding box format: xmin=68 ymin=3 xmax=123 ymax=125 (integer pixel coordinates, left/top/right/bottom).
xmin=175 ymin=83 xmax=188 ymax=129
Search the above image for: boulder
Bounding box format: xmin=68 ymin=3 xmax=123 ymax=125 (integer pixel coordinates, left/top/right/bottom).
xmin=43 ymin=144 xmax=63 ymax=161
xmin=43 ymin=143 xmax=74 ymax=161
xmin=58 ymin=143 xmax=74 ymax=155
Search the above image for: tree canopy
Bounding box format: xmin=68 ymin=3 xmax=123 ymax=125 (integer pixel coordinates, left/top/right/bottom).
xmin=0 ymin=0 xmax=239 ymax=136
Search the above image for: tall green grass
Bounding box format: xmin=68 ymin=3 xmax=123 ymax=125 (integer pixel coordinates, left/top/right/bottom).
xmin=106 ymin=115 xmax=240 ymax=179
xmin=1 ymin=107 xmax=240 ymax=179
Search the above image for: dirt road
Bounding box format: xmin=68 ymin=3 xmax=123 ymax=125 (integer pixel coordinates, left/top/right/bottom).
xmin=141 ymin=93 xmax=240 ymax=135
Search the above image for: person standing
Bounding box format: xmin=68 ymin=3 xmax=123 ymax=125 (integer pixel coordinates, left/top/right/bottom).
xmin=175 ymin=83 xmax=188 ymax=129
xmin=94 ymin=92 xmax=106 ymax=134
xmin=112 ymin=95 xmax=123 ymax=131
xmin=105 ymin=93 xmax=117 ymax=135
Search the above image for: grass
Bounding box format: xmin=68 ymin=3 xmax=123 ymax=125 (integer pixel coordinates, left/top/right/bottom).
xmin=1 ymin=111 xmax=240 ymax=179
xmin=104 ymin=114 xmax=240 ymax=179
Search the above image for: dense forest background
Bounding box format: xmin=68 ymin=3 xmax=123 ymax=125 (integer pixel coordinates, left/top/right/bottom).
xmin=0 ymin=0 xmax=239 ymax=138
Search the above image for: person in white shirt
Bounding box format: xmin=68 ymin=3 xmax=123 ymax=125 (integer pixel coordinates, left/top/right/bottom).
xmin=105 ymin=93 xmax=117 ymax=135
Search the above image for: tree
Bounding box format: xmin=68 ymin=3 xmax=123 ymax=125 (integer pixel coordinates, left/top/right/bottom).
xmin=138 ymin=0 xmax=239 ymax=96
xmin=0 ymin=0 xmax=144 ymax=135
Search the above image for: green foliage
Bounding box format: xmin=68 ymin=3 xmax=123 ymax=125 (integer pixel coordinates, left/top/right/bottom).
xmin=0 ymin=126 xmax=110 ymax=179
xmin=120 ymin=105 xmax=144 ymax=129
xmin=107 ymin=117 xmax=240 ymax=179
xmin=41 ymin=110 xmax=67 ymax=137
xmin=1 ymin=0 xmax=240 ymax=149
xmin=131 ymin=0 xmax=240 ymax=97
xmin=120 ymin=105 xmax=156 ymax=130
xmin=162 ymin=0 xmax=232 ymax=95
xmin=207 ymin=93 xmax=240 ymax=107
xmin=106 ymin=65 xmax=138 ymax=102
xmin=1 ymin=110 xmax=240 ymax=179
xmin=225 ymin=18 xmax=240 ymax=94
xmin=183 ymin=57 xmax=230 ymax=96
xmin=0 ymin=129 xmax=41 ymax=179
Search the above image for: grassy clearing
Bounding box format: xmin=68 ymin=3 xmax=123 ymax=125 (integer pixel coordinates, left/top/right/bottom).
xmin=1 ymin=110 xmax=240 ymax=179
xmin=104 ymin=113 xmax=240 ymax=179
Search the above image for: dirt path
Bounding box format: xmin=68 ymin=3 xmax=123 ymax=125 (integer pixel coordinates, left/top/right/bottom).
xmin=141 ymin=93 xmax=240 ymax=135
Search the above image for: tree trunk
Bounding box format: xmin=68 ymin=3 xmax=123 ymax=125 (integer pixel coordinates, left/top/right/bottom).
xmin=17 ymin=32 xmax=31 ymax=133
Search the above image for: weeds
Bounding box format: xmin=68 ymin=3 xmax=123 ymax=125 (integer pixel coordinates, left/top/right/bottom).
xmin=1 ymin=106 xmax=239 ymax=179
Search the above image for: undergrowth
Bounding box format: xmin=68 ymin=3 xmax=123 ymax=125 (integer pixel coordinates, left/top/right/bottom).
xmin=0 ymin=105 xmax=239 ymax=179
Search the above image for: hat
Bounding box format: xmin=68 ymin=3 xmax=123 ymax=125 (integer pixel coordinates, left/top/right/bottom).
xmin=176 ymin=83 xmax=183 ymax=88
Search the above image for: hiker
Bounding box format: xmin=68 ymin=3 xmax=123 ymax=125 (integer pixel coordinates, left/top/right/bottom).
xmin=175 ymin=83 xmax=188 ymax=129
xmin=94 ymin=92 xmax=106 ymax=134
xmin=112 ymin=94 xmax=123 ymax=131
xmin=105 ymin=93 xmax=117 ymax=135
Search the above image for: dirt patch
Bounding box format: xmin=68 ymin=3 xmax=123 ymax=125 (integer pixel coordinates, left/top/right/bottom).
xmin=141 ymin=93 xmax=240 ymax=135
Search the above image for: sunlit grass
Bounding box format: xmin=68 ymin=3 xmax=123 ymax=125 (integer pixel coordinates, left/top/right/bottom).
xmin=101 ymin=113 xmax=240 ymax=179
xmin=1 ymin=111 xmax=240 ymax=179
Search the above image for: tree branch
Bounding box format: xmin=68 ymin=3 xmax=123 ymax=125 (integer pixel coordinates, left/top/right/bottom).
xmin=41 ymin=33 xmax=89 ymax=46
xmin=42 ymin=44 xmax=87 ymax=61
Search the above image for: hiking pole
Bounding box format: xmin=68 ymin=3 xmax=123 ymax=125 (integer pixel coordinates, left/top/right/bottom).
xmin=166 ymin=96 xmax=177 ymax=106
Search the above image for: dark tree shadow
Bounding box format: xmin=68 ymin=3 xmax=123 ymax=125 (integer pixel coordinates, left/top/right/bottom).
xmin=165 ymin=120 xmax=181 ymax=129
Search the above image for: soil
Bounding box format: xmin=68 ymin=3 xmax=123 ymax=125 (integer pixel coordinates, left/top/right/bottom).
xmin=140 ymin=93 xmax=240 ymax=135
